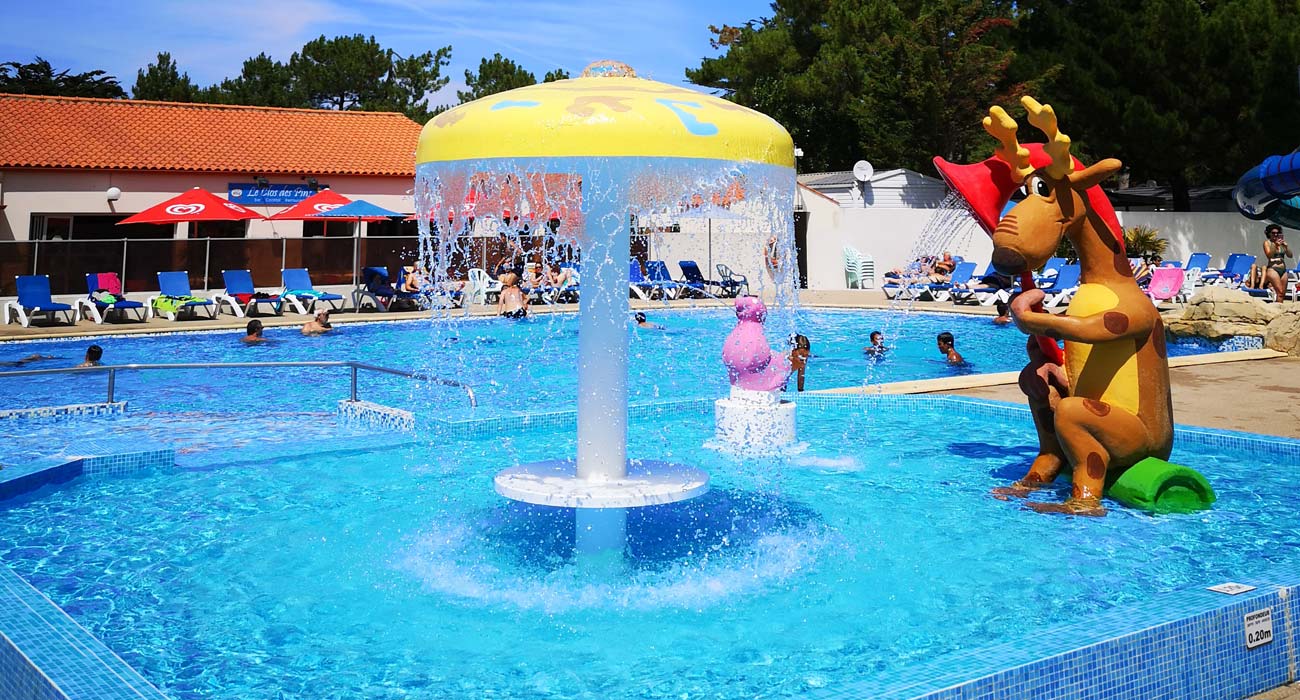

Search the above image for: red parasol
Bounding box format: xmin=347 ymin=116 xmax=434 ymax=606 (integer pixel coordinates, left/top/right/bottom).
xmin=268 ymin=188 xmax=353 ymax=221
xmin=117 ymin=187 xmax=265 ymax=225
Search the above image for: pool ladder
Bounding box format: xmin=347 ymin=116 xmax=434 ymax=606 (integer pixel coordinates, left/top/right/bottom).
xmin=0 ymin=361 xmax=477 ymax=408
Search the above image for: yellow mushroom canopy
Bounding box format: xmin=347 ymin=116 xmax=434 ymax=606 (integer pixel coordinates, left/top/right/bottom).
xmin=417 ymin=66 xmax=794 ymax=168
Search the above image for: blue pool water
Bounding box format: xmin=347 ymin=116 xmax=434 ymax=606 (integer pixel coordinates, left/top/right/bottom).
xmin=0 ymin=399 xmax=1295 ymax=699
xmin=1 ymin=309 xmax=1214 ymax=418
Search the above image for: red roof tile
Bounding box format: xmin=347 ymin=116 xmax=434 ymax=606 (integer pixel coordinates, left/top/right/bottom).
xmin=0 ymin=93 xmax=422 ymax=176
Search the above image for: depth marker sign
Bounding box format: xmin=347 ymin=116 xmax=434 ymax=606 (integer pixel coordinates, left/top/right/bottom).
xmin=1245 ymin=608 xmax=1273 ymax=649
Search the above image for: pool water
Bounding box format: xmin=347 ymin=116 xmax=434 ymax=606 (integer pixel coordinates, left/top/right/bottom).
xmin=0 ymin=399 xmax=1292 ymax=700
xmin=1 ymin=309 xmax=1214 ymax=418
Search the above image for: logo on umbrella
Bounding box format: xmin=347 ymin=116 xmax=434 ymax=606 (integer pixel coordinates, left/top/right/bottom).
xmin=222 ymin=202 xmax=247 ymax=212
xmin=314 ymin=203 xmax=343 ymax=212
xmin=165 ymin=203 xmax=205 ymax=216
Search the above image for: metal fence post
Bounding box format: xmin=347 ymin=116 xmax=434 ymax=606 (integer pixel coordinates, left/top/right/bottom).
xmin=106 ymin=368 xmax=116 ymax=403
xmin=281 ymin=237 xmax=287 ymax=275
xmin=121 ymin=238 xmax=128 ymax=289
xmin=350 ymin=365 xmax=358 ymax=402
xmin=352 ymin=233 xmax=359 ymax=288
xmin=32 ymin=238 xmax=39 ymax=275
xmin=203 ymin=237 xmax=212 ymax=291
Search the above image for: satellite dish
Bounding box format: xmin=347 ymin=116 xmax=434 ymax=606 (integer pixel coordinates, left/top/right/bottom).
xmin=852 ymin=160 xmax=875 ymax=183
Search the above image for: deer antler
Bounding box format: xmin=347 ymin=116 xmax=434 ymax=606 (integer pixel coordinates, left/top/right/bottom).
xmin=1021 ymin=96 xmax=1073 ymax=179
xmin=982 ymin=106 xmax=1033 ymax=183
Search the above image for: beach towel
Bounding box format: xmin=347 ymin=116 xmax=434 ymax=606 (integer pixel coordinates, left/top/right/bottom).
xmin=152 ymin=295 xmax=206 ymax=314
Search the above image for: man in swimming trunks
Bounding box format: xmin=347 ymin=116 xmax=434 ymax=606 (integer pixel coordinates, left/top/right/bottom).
xmin=497 ymin=273 xmax=528 ymax=319
xmin=1263 ymin=224 xmax=1293 ymax=301
xmin=633 ymin=312 xmax=661 ymax=329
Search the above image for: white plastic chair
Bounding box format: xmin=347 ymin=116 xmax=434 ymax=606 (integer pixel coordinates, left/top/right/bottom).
xmin=467 ymin=268 xmax=501 ymax=305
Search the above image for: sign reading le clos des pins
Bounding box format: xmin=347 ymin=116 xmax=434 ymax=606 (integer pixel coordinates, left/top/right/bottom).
xmin=228 ymin=184 xmax=321 ymax=206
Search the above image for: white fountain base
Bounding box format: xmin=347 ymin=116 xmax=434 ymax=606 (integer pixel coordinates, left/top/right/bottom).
xmin=494 ymin=459 xmax=710 ymax=508
xmin=714 ymin=386 xmax=796 ymax=451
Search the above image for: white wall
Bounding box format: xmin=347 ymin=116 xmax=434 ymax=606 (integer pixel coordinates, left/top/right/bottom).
xmin=1117 ymin=211 xmax=1284 ymax=269
xmin=801 ymin=200 xmax=1290 ymax=291
xmin=802 ymin=187 xmax=993 ymax=290
xmin=0 ymin=169 xmax=414 ymax=240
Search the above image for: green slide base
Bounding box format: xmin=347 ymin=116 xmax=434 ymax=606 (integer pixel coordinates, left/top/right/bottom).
xmin=1108 ymin=457 xmax=1216 ymax=514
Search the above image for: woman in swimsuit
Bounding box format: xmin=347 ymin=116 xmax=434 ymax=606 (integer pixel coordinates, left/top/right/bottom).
xmin=497 ymin=273 xmax=529 ymax=319
xmin=1263 ymin=224 xmax=1293 ymax=301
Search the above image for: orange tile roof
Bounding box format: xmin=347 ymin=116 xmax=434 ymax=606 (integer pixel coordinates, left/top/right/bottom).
xmin=0 ymin=93 xmax=423 ymax=176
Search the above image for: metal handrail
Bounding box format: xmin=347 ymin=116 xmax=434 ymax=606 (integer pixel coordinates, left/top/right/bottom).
xmin=0 ymin=360 xmax=476 ymax=408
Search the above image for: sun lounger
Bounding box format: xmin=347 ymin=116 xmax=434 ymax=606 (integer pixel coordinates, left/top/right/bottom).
xmin=75 ymin=272 xmax=145 ymax=324
xmin=280 ymin=268 xmax=344 ymax=315
xmin=1145 ymin=267 xmax=1187 ymax=305
xmin=645 ymin=261 xmax=683 ymax=300
xmin=948 ymin=264 xmax=1010 ymax=306
xmin=353 ymin=266 xmax=395 ymax=311
xmin=1040 ymin=264 xmax=1080 ymax=308
xmin=3 ymin=275 xmax=75 ymax=327
xmin=213 ymin=269 xmax=283 ymax=318
xmin=629 ymin=259 xmax=672 ymax=300
xmin=677 ymin=260 xmax=720 ymax=298
xmin=714 ymin=264 xmax=750 ymax=297
xmin=397 ymin=266 xmax=463 ymax=309
xmin=146 ymin=271 xmax=216 ymax=321
xmin=1202 ymin=253 xmax=1250 ymax=286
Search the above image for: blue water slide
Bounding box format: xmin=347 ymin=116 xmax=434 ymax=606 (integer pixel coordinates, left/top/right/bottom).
xmin=1234 ymin=151 xmax=1300 ymax=229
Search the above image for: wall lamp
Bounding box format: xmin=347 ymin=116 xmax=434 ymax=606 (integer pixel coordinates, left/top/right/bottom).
xmin=106 ymin=186 xmax=122 ymax=201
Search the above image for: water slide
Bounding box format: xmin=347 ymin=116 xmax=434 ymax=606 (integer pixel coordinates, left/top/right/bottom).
xmin=1234 ymin=150 xmax=1300 ymax=228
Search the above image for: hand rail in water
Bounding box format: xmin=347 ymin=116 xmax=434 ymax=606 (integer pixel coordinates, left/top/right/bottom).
xmin=0 ymin=361 xmax=476 ymax=408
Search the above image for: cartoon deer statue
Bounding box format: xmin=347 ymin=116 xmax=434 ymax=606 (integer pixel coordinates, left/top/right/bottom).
xmin=934 ymin=97 xmax=1173 ymax=516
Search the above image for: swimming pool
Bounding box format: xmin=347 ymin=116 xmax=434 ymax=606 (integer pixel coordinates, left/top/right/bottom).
xmin=0 ymin=308 xmax=1219 ymax=418
xmin=0 ymin=396 xmax=1296 ymax=700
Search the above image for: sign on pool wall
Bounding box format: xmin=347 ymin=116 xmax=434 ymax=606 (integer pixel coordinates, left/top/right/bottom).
xmin=228 ymin=184 xmax=320 ymax=205
xmin=1245 ymin=608 xmax=1273 ymax=649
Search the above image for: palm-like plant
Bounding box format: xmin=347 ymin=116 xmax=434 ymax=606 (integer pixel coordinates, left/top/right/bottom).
xmin=1123 ymin=225 xmax=1168 ymax=261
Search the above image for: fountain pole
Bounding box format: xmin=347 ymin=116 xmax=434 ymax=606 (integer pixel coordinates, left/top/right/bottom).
xmin=575 ymin=188 xmax=629 ymax=481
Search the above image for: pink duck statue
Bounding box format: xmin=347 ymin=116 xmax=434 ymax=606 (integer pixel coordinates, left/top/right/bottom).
xmin=722 ymin=296 xmax=791 ymax=392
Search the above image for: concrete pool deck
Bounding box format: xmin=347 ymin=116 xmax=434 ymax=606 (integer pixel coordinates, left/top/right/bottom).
xmin=3 ymin=289 xmax=1295 ymax=439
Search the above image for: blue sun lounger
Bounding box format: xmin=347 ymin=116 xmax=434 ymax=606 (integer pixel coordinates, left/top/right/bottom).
xmin=1039 ymin=264 xmax=1081 ymax=308
xmin=146 ymin=271 xmax=216 ymax=321
xmin=281 ymin=268 xmax=344 ymax=315
xmin=950 ymin=264 xmax=1012 ymax=306
xmin=214 ymin=269 xmax=283 ymax=318
xmin=926 ymin=261 xmax=978 ymax=302
xmin=75 ymin=272 xmax=145 ymax=324
xmin=677 ymin=260 xmax=721 ymax=298
xmin=645 ymin=261 xmax=684 ymax=300
xmin=3 ymin=275 xmax=75 ymax=327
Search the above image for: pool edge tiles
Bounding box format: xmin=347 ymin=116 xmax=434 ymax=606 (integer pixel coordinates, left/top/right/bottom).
xmin=811 ymin=579 xmax=1298 ymax=700
xmin=0 ymin=446 xmax=174 ymax=502
xmin=0 ymin=402 xmax=127 ymax=422
xmin=0 ymin=565 xmax=170 ymax=700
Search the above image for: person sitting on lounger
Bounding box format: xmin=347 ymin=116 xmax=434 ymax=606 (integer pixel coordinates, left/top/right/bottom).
xmin=934 ymin=251 xmax=957 ymax=276
xmin=302 ymin=310 xmax=333 ymax=336
xmin=497 ymin=273 xmax=528 ymax=319
xmin=242 ymin=319 xmax=267 ymax=343
xmin=77 ymin=345 xmax=103 ymax=367
xmin=400 ymin=264 xmax=428 ymax=294
xmin=937 ymin=331 xmax=964 ymax=365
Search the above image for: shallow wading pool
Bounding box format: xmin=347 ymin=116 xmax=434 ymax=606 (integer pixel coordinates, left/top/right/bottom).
xmin=1 ymin=394 xmax=1297 ymax=699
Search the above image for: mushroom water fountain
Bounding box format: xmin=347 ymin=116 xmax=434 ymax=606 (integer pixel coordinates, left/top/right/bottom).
xmin=414 ymin=62 xmax=796 ymax=556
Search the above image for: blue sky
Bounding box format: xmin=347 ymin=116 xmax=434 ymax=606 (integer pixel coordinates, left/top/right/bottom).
xmin=2 ymin=0 xmax=772 ymax=105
